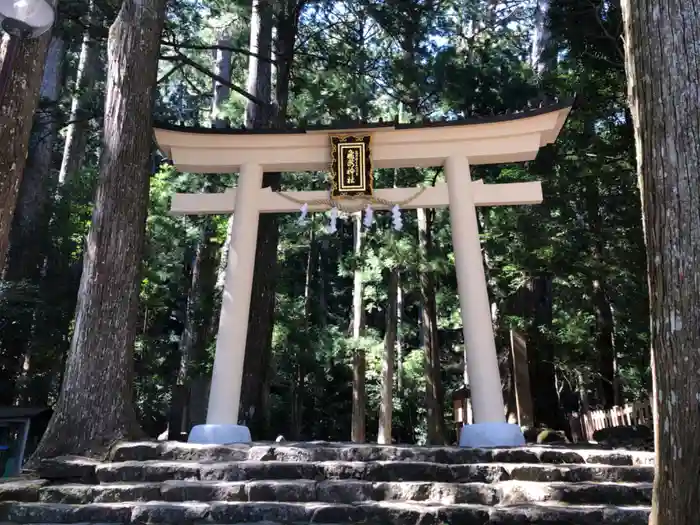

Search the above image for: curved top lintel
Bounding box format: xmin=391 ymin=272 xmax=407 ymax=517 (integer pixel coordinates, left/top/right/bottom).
xmin=155 ymin=102 xmax=573 ymax=173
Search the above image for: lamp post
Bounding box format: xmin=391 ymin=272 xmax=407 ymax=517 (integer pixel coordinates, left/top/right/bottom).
xmin=0 ymin=0 xmax=55 ymax=103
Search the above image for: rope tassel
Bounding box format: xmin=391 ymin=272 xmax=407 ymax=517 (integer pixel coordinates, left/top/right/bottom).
xmin=363 ymin=204 xmax=374 ymax=228
xmin=391 ymin=204 xmax=403 ymax=231
xmin=297 ymin=203 xmax=309 ymax=225
xmin=326 ymin=206 xmax=339 ymax=234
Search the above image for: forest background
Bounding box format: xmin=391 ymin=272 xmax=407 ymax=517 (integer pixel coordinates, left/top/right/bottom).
xmin=0 ymin=0 xmax=648 ymax=446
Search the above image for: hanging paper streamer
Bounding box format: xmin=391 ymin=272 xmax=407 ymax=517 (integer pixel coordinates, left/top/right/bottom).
xmin=391 ymin=204 xmax=403 ymax=231
xmin=363 ymin=204 xmax=374 ymax=228
xmin=326 ymin=206 xmax=339 ymax=234
xmin=297 ymin=203 xmax=309 ymax=225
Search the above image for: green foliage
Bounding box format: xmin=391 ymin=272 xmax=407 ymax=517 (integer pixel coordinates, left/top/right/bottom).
xmin=1 ymin=0 xmax=650 ymax=441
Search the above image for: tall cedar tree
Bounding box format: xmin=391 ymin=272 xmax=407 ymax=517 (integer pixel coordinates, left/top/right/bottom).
xmin=32 ymin=0 xmax=167 ymax=458
xmin=621 ymin=0 xmax=700 ymax=523
xmin=0 ymin=17 xmax=55 ymax=281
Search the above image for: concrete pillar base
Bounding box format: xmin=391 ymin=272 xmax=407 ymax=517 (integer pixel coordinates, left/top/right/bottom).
xmin=459 ymin=422 xmax=525 ymax=448
xmin=188 ymin=424 xmax=252 ymax=445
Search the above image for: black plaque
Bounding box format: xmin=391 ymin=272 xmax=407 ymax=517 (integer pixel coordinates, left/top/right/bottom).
xmin=330 ymin=135 xmax=373 ymax=198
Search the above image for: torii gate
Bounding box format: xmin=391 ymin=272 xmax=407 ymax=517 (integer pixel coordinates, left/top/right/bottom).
xmin=154 ymin=100 xmax=572 ymax=448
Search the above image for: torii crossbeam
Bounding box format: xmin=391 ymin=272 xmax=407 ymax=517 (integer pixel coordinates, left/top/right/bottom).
xmin=169 ymin=180 xmax=543 ymax=215
xmin=154 ymin=100 xmax=572 ymax=448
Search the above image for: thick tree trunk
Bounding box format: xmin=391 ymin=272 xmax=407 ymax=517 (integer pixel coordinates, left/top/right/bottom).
xmin=0 ymin=25 xmax=54 ymax=272
xmin=26 ymin=26 xmax=105 ymax=406
xmin=526 ymin=275 xmax=566 ymax=430
xmin=238 ymin=0 xmax=276 ymax=436
xmin=417 ymin=207 xmax=447 ymax=445
xmin=378 ymin=269 xmax=398 ymax=444
xmin=32 ymin=0 xmax=166 ymax=459
xmin=621 ymin=2 xmax=700 ymax=523
xmin=350 ymin=213 xmax=366 ymax=443
xmin=239 ymin=0 xmax=301 ymax=438
xmin=0 ymin=37 xmax=65 ymax=405
xmin=59 ymin=1 xmax=102 ymax=185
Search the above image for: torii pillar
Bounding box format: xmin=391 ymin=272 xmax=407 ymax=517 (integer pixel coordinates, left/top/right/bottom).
xmin=445 ymin=156 xmax=520 ymax=447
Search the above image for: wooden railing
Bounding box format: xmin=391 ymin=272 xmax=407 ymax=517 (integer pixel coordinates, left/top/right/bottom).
xmin=568 ymin=401 xmax=653 ymax=442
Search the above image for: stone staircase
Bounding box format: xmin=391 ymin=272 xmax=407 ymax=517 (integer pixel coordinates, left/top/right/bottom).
xmin=0 ymin=441 xmax=653 ymax=524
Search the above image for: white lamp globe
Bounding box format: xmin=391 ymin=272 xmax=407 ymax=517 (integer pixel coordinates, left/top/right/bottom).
xmin=0 ymin=0 xmax=54 ymax=38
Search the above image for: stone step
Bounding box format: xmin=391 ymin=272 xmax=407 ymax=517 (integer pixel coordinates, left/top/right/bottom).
xmin=0 ymin=500 xmax=651 ymax=524
xmin=109 ymin=441 xmax=655 ymax=466
xmin=92 ymin=460 xmax=654 ymax=484
xmin=0 ymin=479 xmax=650 ymax=507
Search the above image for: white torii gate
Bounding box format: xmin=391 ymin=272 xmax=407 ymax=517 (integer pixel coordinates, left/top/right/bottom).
xmin=154 ymin=101 xmax=572 ymax=448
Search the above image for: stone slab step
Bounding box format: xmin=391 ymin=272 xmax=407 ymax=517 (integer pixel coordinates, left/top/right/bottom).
xmin=92 ymin=460 xmax=654 ymax=484
xmin=0 ymin=500 xmax=651 ymax=524
xmin=1 ymin=479 xmax=651 ymax=507
xmin=109 ymin=441 xmax=655 ymax=467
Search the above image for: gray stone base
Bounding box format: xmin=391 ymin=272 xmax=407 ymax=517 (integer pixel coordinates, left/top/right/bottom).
xmin=459 ymin=422 xmax=525 ymax=448
xmin=188 ymin=424 xmax=251 ymax=445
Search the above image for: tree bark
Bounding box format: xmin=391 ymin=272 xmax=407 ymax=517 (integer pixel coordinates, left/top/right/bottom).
xmin=0 ymin=24 xmax=55 ymax=272
xmin=417 ymin=207 xmax=447 ymax=445
xmin=350 ymin=212 xmax=366 ymax=443
xmin=621 ymin=1 xmax=700 ymax=523
xmin=32 ymin=0 xmax=166 ymax=459
xmin=378 ymin=269 xmax=398 ymax=444
xmin=0 ymin=37 xmax=65 ymax=405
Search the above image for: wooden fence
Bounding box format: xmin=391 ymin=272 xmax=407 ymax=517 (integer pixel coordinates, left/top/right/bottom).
xmin=567 ymin=401 xmax=653 ymax=442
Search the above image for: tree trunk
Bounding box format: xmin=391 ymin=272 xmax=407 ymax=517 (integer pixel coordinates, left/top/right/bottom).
xmin=1 ymin=37 xmax=65 ymax=405
xmin=176 ymin=33 xmax=231 ymax=434
xmin=291 ymin=228 xmax=316 ymax=439
xmin=378 ymin=269 xmax=398 ymax=444
xmin=417 ymin=207 xmax=447 ymax=445
xmin=530 ymin=0 xmax=553 ymax=75
xmin=318 ymin=238 xmax=328 ymax=328
xmin=59 ymin=0 xmax=102 ymax=185
xmin=177 ymin=219 xmax=220 ymax=429
xmin=526 ymin=275 xmax=566 ymax=430
xmin=621 ymin=2 xmax=700 ymax=523
xmin=593 ymin=278 xmax=616 ymax=407
xmin=396 ymin=280 xmax=403 ymax=392
xmin=31 ymin=0 xmax=166 ymax=459
xmin=509 ymin=328 xmax=534 ymax=427
xmin=351 ymin=212 xmax=366 ymax=443
xmin=0 ymin=23 xmax=55 ymax=272
xmin=239 ymin=0 xmax=301 ymax=438
xmin=582 ymin=120 xmax=618 ymax=409
xmin=26 ymin=24 xmax=105 ymax=406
